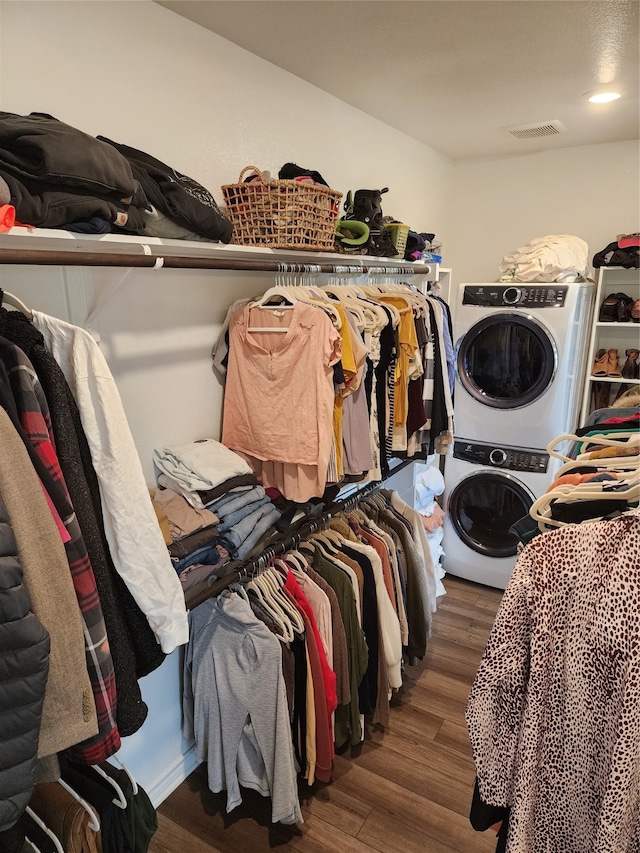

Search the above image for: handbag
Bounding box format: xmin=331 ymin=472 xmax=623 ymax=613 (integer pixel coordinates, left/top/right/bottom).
xmin=598 ymin=291 xmax=635 ymax=322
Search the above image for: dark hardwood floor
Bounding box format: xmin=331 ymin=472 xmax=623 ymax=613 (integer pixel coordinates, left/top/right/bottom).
xmin=150 ymin=575 xmax=503 ymax=853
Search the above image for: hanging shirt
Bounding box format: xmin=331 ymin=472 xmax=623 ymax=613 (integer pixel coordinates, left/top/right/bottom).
xmin=222 ymin=301 xmax=341 ymax=502
xmin=184 ymin=593 xmax=302 ymax=825
xmin=32 ymin=311 xmax=188 ymax=655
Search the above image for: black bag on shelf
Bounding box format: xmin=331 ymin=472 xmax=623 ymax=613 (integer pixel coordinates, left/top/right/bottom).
xmin=593 ymin=241 xmax=640 ymax=269
xmin=98 ymin=136 xmax=233 ymax=243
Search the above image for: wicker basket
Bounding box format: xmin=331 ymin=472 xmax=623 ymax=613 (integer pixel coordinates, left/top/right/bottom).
xmin=221 ymin=166 xmax=342 ymax=252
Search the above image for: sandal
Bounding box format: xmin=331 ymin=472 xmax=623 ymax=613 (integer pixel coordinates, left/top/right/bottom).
xmin=591 ymin=348 xmax=609 ymax=376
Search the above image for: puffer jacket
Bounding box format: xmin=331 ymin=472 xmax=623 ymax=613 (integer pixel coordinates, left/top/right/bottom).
xmin=0 ymin=492 xmax=50 ymax=832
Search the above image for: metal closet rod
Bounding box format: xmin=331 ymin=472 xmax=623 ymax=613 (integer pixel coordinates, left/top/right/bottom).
xmin=185 ymin=456 xmax=416 ymax=611
xmin=0 ymin=247 xmax=425 ymax=276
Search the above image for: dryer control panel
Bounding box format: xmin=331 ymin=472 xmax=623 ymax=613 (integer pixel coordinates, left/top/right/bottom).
xmin=454 ymin=440 xmax=550 ymax=473
xmin=462 ymin=285 xmax=568 ymax=307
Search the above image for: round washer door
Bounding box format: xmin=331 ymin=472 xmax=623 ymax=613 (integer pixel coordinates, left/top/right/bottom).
xmin=447 ymin=470 xmax=534 ymax=558
xmin=457 ymin=312 xmax=557 ymax=409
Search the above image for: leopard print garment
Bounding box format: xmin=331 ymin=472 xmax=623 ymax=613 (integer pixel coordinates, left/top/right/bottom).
xmin=466 ymin=509 xmax=640 ymax=853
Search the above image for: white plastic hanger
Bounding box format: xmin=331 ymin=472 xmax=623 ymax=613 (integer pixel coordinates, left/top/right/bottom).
xmin=57 ymin=779 xmax=101 ymax=831
xmin=2 ymin=290 xmax=33 ymax=319
xmin=547 ymin=431 xmax=640 ymax=462
xmin=109 ymin=756 xmax=138 ymax=796
xmin=23 ymin=838 xmax=42 ymax=853
xmin=90 ymin=763 xmax=127 ymax=808
xmin=282 ymin=549 xmax=310 ymax=572
xmin=25 ymin=806 xmax=66 ymax=853
xmin=266 ymin=565 xmax=305 ymax=633
xmin=529 ymin=478 xmax=640 ymax=529
xmin=247 ymin=574 xmax=294 ymax=640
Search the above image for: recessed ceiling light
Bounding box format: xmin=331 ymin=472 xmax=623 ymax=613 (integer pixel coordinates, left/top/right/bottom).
xmin=586 ymin=91 xmax=621 ymax=103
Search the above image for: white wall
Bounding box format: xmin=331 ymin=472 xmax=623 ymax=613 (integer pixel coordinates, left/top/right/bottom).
xmin=0 ymin=0 xmax=453 ymax=805
xmin=0 ymin=0 xmax=451 ymax=243
xmin=448 ymin=141 xmax=640 ymax=284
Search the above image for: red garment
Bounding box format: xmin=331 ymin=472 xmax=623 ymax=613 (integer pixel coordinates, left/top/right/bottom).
xmin=284 ymin=572 xmax=337 ymax=716
xmin=283 ymin=571 xmax=337 ymax=781
xmin=600 ymin=413 xmax=640 ymax=425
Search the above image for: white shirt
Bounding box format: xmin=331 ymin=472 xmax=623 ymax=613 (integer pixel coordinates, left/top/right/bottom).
xmin=32 ymin=311 xmax=188 ymax=654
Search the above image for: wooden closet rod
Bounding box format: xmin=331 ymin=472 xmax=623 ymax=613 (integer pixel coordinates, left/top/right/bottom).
xmin=0 ymin=247 xmax=426 ymax=277
xmin=185 ymin=457 xmax=416 ymax=611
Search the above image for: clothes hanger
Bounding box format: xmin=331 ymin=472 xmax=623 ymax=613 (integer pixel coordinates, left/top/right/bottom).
xmin=317 ymin=528 xmax=345 ymax=547
xmin=308 ymin=530 xmax=340 ymax=555
xmin=90 ymin=763 xmax=128 ymax=808
xmin=575 ymin=433 xmax=640 ymax=461
xmin=2 ymin=290 xmax=33 ymax=320
xmin=266 ymin=564 xmax=305 ymax=633
xmin=555 ymin=457 xmax=637 ymax=477
xmin=229 ymin=579 xmax=251 ymax=604
xmin=25 ymin=808 xmax=64 ymax=853
xmin=547 ymin=431 xmax=640 ymax=462
xmin=251 ymin=283 xmax=297 ymax=308
xmin=247 ymin=573 xmax=295 ymax=640
xmin=529 ymin=480 xmax=640 ymax=529
xmin=282 ymin=549 xmax=311 ymax=572
xmin=56 ymin=779 xmax=101 ymax=831
xmin=109 ymin=755 xmax=138 ymax=795
xmin=24 ymin=838 xmax=42 ymax=853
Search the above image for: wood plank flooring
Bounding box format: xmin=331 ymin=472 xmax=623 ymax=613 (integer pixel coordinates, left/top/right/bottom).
xmin=150 ymin=575 xmax=503 ymax=853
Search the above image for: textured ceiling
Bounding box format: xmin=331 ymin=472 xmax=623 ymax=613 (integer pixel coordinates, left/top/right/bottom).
xmin=157 ymin=0 xmax=639 ymax=161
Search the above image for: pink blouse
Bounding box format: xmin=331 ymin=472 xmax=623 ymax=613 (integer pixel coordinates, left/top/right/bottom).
xmin=222 ymin=301 xmax=341 ymax=501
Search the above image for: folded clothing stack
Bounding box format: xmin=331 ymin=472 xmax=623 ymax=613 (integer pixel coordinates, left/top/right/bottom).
xmin=152 ymin=439 xmax=281 ymax=574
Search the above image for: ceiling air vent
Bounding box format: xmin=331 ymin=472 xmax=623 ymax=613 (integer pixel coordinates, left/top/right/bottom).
xmin=503 ymin=120 xmax=565 ymax=139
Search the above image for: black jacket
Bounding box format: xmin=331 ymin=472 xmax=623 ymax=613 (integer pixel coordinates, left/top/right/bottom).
xmin=0 ymin=112 xmax=147 ymax=230
xmin=0 ymin=493 xmax=50 ymax=833
xmin=98 ymin=135 xmax=233 ymax=242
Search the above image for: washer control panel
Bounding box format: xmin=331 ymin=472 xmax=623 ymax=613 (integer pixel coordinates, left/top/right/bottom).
xmin=462 ymin=285 xmax=567 ymax=307
xmin=454 ymin=440 xmax=549 ymax=473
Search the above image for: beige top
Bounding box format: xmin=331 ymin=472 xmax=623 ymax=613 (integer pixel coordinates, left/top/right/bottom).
xmin=223 ymin=301 xmax=341 ymax=501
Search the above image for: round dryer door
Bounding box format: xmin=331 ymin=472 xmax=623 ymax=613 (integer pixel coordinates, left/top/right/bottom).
xmin=448 ymin=471 xmax=534 ymax=558
xmin=457 ymin=312 xmax=557 ymax=409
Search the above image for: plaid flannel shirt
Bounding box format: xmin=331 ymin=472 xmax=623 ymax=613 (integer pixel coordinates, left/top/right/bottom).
xmin=0 ymin=339 xmax=120 ymax=762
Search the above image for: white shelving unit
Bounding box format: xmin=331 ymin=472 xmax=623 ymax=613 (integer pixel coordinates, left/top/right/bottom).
xmin=580 ymin=266 xmax=640 ymax=420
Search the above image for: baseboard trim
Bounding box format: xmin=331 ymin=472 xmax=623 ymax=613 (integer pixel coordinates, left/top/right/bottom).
xmin=146 ymin=745 xmax=199 ymax=807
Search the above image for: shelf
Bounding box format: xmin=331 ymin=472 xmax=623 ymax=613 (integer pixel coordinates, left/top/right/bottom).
xmin=587 ymin=376 xmax=640 ymax=385
xmin=581 ymin=266 xmax=640 ymax=421
xmin=0 ymin=225 xmax=439 ymax=277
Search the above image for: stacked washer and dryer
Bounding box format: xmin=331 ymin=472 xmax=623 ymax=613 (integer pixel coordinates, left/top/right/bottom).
xmin=442 ymin=281 xmax=595 ymax=589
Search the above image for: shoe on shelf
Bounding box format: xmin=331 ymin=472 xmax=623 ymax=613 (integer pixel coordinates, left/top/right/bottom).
xmin=631 ymin=299 xmax=640 ymax=323
xmin=591 ymin=348 xmax=609 ymax=376
xmin=622 ymin=349 xmax=640 ymax=380
xmin=592 ymin=381 xmax=611 ymax=410
xmin=607 ymin=348 xmax=622 ymax=377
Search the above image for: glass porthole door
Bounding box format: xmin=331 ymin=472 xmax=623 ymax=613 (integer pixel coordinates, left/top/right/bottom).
xmin=457 ymin=313 xmax=557 ymax=409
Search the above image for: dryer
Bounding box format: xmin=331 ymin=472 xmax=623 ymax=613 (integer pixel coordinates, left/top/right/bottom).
xmin=453 ymin=281 xmax=594 ymax=448
xmin=442 ymin=437 xmax=561 ymax=589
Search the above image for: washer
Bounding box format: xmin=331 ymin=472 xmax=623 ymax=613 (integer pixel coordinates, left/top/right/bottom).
xmin=453 ymin=281 xmax=594 ymax=448
xmin=442 ymin=437 xmax=561 ymax=589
